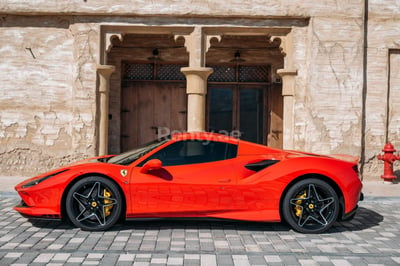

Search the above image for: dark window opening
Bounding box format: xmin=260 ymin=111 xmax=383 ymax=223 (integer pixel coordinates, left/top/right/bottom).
xmin=141 ymin=140 xmax=238 ymax=166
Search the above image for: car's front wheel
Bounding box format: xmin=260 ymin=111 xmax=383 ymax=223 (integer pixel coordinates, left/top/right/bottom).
xmin=282 ymin=178 xmax=339 ymax=234
xmin=65 ymin=176 xmax=122 ymax=231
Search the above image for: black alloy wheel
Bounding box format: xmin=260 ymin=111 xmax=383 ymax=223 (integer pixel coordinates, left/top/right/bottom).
xmin=65 ymin=176 xmax=122 ymax=231
xmin=282 ymin=178 xmax=339 ymax=234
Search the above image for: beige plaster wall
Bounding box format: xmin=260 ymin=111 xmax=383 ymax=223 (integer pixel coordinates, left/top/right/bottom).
xmin=364 ymin=0 xmax=400 ymax=179
xmin=293 ymin=17 xmax=363 ymax=157
xmin=0 ymin=16 xmax=99 ymax=175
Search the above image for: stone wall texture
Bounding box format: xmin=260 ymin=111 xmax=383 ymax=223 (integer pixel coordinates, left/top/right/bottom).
xmin=0 ymin=0 xmax=399 ymax=179
xmin=364 ymin=0 xmax=400 ymax=177
xmin=0 ymin=16 xmax=99 ymax=175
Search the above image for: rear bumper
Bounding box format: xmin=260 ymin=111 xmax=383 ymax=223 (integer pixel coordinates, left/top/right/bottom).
xmin=341 ymin=205 xmax=358 ymax=221
xmin=340 ymin=192 xmax=363 ymax=221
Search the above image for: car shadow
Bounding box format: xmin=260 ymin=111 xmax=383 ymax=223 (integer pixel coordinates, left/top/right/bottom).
xmin=28 ymin=219 xmax=75 ymax=230
xmin=329 ymin=206 xmax=384 ymax=233
xmin=116 ymin=219 xmax=291 ymax=232
xmin=27 ymin=206 xmax=383 ymax=234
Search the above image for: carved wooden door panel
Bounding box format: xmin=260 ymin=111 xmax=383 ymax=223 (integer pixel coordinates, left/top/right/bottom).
xmin=121 ymin=82 xmax=187 ymax=151
xmin=267 ymin=84 xmax=283 ymax=149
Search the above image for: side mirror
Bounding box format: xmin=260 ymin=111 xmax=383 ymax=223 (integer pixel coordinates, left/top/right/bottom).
xmin=140 ymin=159 xmax=162 ymax=174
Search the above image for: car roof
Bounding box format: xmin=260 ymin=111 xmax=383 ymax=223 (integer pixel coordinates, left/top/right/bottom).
xmin=171 ymin=132 xmax=240 ymax=145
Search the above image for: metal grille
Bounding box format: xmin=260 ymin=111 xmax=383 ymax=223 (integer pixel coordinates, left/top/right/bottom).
xmin=208 ymin=66 xmax=236 ymax=82
xmin=238 ymin=65 xmax=270 ymax=82
xmin=124 ymin=63 xmax=153 ymax=80
xmin=123 ymin=63 xmax=270 ymax=83
xmin=157 ymin=64 xmax=186 ymax=80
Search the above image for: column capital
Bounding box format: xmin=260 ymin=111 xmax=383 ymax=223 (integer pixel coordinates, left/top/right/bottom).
xmin=277 ymin=68 xmax=297 ymax=77
xmin=181 ymin=67 xmax=213 ymax=95
xmin=277 ymin=68 xmax=297 ymax=96
xmin=97 ymin=64 xmax=115 ymax=77
xmin=181 ymin=66 xmax=213 ymax=77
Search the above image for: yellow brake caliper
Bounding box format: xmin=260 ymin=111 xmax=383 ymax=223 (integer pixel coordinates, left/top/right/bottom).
xmin=294 ymin=190 xmax=307 ymax=217
xmin=103 ymin=189 xmax=113 ymax=217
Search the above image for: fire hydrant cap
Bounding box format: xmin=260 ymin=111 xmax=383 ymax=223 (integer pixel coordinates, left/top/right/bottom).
xmin=382 ymin=142 xmax=396 ymax=152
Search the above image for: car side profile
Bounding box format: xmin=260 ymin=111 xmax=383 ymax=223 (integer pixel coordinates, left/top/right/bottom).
xmin=14 ymin=132 xmax=363 ymax=233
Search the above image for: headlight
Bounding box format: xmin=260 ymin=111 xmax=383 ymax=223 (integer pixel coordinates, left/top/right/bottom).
xmin=21 ymin=169 xmax=69 ymax=188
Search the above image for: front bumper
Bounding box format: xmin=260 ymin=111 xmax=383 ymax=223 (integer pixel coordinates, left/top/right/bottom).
xmin=14 ymin=199 xmax=62 ymax=220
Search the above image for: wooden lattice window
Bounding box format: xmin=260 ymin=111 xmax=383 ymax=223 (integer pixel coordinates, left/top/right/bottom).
xmin=124 ymin=63 xmax=153 ymax=80
xmin=238 ymin=65 xmax=270 ymax=83
xmin=123 ymin=62 xmax=185 ymax=81
xmin=123 ymin=63 xmax=270 ymax=83
xmin=208 ymin=64 xmax=270 ymax=83
xmin=157 ymin=64 xmax=185 ymax=80
xmin=208 ymin=66 xmax=236 ymax=82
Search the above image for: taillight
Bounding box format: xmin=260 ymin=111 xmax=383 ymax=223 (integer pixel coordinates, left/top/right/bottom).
xmin=352 ymin=165 xmax=360 ymax=179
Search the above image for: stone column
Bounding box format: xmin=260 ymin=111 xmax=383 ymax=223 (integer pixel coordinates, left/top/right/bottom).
xmin=97 ymin=65 xmax=115 ymax=155
xmin=181 ymin=67 xmax=213 ymax=132
xmin=176 ymin=27 xmax=220 ymax=132
xmin=277 ymin=69 xmax=297 ymax=150
xmin=272 ymin=30 xmax=297 ymax=150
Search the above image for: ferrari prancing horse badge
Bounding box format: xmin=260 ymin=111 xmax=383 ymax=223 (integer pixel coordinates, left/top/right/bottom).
xmin=120 ymin=169 xmax=128 ymax=177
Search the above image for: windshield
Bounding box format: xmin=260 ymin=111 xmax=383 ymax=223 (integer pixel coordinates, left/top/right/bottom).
xmin=107 ymin=139 xmax=168 ymax=165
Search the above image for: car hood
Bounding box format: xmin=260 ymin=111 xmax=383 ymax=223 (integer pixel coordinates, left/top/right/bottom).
xmin=62 ymin=155 xmax=115 ymax=167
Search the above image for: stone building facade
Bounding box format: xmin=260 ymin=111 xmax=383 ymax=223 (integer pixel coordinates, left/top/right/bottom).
xmin=0 ymin=1 xmax=399 ymax=179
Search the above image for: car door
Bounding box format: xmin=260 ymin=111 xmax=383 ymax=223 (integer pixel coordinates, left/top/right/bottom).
xmin=130 ymin=139 xmax=246 ymax=217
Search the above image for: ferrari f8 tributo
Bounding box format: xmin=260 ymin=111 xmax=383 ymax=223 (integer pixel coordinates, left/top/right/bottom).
xmin=14 ymin=132 xmax=363 ymax=233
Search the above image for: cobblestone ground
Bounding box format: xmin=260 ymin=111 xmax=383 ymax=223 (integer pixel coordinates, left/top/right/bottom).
xmin=0 ymin=196 xmax=399 ymax=265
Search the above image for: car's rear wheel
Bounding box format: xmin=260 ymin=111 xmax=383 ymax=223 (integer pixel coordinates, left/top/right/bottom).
xmin=65 ymin=176 xmax=122 ymax=231
xmin=282 ymin=178 xmax=339 ymax=234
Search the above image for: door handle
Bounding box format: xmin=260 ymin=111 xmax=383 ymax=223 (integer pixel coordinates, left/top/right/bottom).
xmin=218 ymin=178 xmax=231 ymax=183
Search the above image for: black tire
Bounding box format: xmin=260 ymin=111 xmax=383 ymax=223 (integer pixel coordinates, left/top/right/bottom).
xmin=65 ymin=176 xmax=122 ymax=231
xmin=282 ymin=178 xmax=339 ymax=234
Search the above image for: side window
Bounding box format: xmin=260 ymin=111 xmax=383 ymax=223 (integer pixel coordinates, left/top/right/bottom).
xmin=141 ymin=140 xmax=237 ymax=166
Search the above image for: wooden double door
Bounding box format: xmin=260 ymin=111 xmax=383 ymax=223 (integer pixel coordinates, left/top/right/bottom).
xmin=121 ymin=81 xmax=187 ymax=152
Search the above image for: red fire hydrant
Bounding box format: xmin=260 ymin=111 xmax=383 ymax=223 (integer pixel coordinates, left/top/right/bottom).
xmin=377 ymin=142 xmax=400 ymax=183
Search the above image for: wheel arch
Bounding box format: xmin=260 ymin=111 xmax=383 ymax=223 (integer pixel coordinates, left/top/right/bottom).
xmin=60 ymin=173 xmax=127 ymax=223
xmin=279 ymin=173 xmax=345 ymax=223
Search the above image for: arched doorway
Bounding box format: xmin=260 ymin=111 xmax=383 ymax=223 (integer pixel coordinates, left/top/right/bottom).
xmin=206 ymin=35 xmax=284 ymax=147
xmin=107 ymin=34 xmax=189 ymax=152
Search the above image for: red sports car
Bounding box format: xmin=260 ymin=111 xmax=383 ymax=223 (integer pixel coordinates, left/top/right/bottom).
xmin=14 ymin=132 xmax=363 ymax=233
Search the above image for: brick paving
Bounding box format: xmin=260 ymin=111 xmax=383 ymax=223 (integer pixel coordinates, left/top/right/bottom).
xmin=0 ymin=195 xmax=400 ymax=265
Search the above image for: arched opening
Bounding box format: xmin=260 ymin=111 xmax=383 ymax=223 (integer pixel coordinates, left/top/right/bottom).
xmin=107 ymin=33 xmax=189 ymax=152
xmin=205 ymin=35 xmax=284 ymax=147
